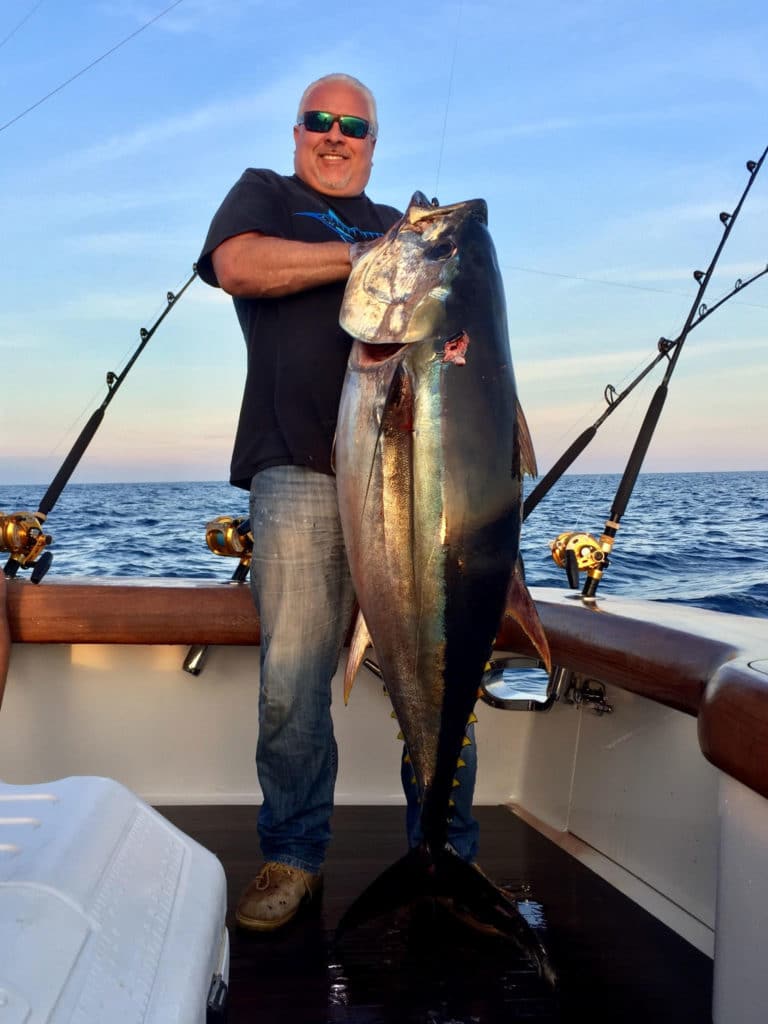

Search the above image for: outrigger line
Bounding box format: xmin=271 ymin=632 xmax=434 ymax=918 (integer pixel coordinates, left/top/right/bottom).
xmin=1 ymin=268 xmax=198 ymax=581
xmin=525 ymin=145 xmax=767 ymax=600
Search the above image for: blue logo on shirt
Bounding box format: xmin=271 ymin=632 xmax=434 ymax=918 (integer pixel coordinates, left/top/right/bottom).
xmin=295 ymin=208 xmax=382 ymax=243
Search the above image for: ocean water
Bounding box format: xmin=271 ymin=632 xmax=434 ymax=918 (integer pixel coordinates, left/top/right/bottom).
xmin=1 ymin=471 xmax=766 ymax=618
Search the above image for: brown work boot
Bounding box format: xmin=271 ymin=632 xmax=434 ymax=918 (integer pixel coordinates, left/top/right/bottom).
xmin=235 ymin=862 xmax=323 ymax=932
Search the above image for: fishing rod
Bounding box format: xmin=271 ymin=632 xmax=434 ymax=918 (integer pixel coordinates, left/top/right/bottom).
xmin=1 ymin=268 xmax=198 ymax=581
xmin=523 ymin=259 xmax=768 ymax=526
xmin=533 ymin=146 xmax=766 ymax=597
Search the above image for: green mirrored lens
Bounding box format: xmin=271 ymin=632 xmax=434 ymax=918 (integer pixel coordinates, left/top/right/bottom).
xmin=301 ymin=111 xmax=370 ymax=139
xmin=338 ymin=116 xmax=368 ymax=139
xmin=304 ymin=111 xmax=335 ymax=132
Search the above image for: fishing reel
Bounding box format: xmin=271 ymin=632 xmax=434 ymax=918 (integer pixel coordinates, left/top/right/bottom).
xmin=185 ymin=514 xmax=253 ymax=673
xmin=550 ymin=531 xmax=606 ymax=589
xmin=205 ymin=515 xmax=253 ymax=583
xmin=0 ymin=510 xmax=53 ymax=581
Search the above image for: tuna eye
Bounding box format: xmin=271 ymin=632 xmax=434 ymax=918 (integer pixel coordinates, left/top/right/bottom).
xmin=424 ymin=241 xmax=456 ymax=261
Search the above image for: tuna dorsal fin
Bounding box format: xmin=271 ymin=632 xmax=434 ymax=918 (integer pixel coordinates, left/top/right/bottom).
xmin=507 ymin=562 xmax=551 ymax=675
xmin=516 ymin=398 xmax=538 ymax=478
xmin=344 ymin=609 xmax=373 ymax=705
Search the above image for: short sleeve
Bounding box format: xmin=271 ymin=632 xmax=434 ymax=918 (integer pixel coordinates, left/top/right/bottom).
xmin=196 ymin=169 xmax=290 ymax=287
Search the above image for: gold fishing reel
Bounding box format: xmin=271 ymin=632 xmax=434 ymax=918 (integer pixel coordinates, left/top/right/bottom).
xmin=205 ymin=515 xmax=253 ymax=572
xmin=550 ymin=531 xmax=605 ymax=588
xmin=1 ymin=511 xmax=52 ymax=570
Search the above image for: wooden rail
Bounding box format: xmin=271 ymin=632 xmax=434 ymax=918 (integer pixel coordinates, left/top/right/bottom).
xmin=3 ymin=576 xmax=768 ymax=798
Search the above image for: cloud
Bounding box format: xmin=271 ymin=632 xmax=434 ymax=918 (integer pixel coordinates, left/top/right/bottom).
xmin=61 ymin=94 xmax=274 ymax=168
xmin=0 ymin=185 xmax=207 ymax=228
xmin=592 ymin=196 xmax=768 ymax=252
xmin=516 ymin=347 xmax=652 ymax=384
xmin=70 ymin=229 xmax=190 ymax=253
xmin=55 ymin=62 xmax=318 ymax=170
xmin=97 ymin=0 xmax=268 ymax=36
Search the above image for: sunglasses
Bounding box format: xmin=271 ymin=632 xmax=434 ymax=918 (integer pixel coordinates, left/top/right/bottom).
xmin=297 ymin=110 xmax=373 ymax=140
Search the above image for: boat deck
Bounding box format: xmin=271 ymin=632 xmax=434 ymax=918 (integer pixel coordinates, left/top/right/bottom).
xmin=159 ymin=804 xmax=713 ymax=1024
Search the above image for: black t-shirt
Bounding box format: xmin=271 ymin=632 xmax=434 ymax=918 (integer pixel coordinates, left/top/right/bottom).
xmin=197 ymin=169 xmax=401 ymax=488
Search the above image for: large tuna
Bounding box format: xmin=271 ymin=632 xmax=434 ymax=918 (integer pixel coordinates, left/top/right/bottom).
xmin=334 ymin=192 xmax=553 ymax=981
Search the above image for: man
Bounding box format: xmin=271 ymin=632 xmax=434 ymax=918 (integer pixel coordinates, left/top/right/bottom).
xmin=197 ymin=74 xmax=479 ymax=932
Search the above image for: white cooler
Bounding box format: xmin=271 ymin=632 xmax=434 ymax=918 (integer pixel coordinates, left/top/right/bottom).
xmin=0 ymin=776 xmax=229 ymax=1023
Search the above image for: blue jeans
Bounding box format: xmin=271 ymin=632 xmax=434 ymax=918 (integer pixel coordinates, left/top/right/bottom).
xmin=249 ymin=465 xmax=479 ymax=873
xmin=401 ymin=722 xmax=479 ymax=863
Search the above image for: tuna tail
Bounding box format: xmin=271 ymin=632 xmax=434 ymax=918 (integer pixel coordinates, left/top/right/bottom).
xmin=334 ymin=844 xmax=557 ymax=988
xmin=335 ymin=846 xmax=429 ymax=937
xmin=433 ymin=848 xmax=557 ymax=987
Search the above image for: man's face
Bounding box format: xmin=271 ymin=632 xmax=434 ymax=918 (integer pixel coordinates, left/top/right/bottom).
xmin=293 ymin=81 xmax=376 ymax=197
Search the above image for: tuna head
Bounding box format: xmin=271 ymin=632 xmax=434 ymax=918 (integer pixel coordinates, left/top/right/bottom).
xmin=339 ymin=191 xmax=488 ymax=345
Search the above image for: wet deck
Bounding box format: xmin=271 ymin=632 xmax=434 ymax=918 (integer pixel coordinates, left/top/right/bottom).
xmin=159 ymin=804 xmax=713 ymax=1024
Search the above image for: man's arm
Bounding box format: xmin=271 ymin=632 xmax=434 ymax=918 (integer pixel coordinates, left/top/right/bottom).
xmin=212 ymin=232 xmax=352 ymax=299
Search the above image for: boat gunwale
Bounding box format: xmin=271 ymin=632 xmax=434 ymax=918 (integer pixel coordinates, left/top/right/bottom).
xmin=4 ymin=577 xmax=768 ymax=800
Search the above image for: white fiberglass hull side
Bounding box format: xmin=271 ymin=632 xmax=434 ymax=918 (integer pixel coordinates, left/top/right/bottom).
xmin=712 ymin=775 xmax=768 ymax=1024
xmin=0 ymin=642 xmax=525 ymax=807
xmin=511 ymin=681 xmax=719 ymax=954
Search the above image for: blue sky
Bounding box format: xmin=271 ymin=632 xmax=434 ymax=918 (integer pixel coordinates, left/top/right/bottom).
xmin=1 ymin=0 xmax=766 ymax=485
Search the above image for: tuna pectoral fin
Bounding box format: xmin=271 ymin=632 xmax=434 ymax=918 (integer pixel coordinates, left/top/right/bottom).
xmin=508 ymin=563 xmax=552 ymax=675
xmin=516 ymin=398 xmax=538 ymax=478
xmin=435 ymin=849 xmax=557 ymax=988
xmin=343 ymin=609 xmax=373 ymax=705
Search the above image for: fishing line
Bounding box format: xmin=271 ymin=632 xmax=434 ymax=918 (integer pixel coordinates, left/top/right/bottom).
xmin=433 ymin=0 xmax=463 ymax=198
xmin=0 ymin=0 xmax=187 ymax=134
xmin=501 ymin=261 xmax=768 ymax=309
xmin=0 ymin=0 xmax=45 ymax=51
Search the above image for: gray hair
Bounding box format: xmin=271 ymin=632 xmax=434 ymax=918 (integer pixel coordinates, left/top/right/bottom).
xmin=296 ymin=74 xmax=378 ymax=139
